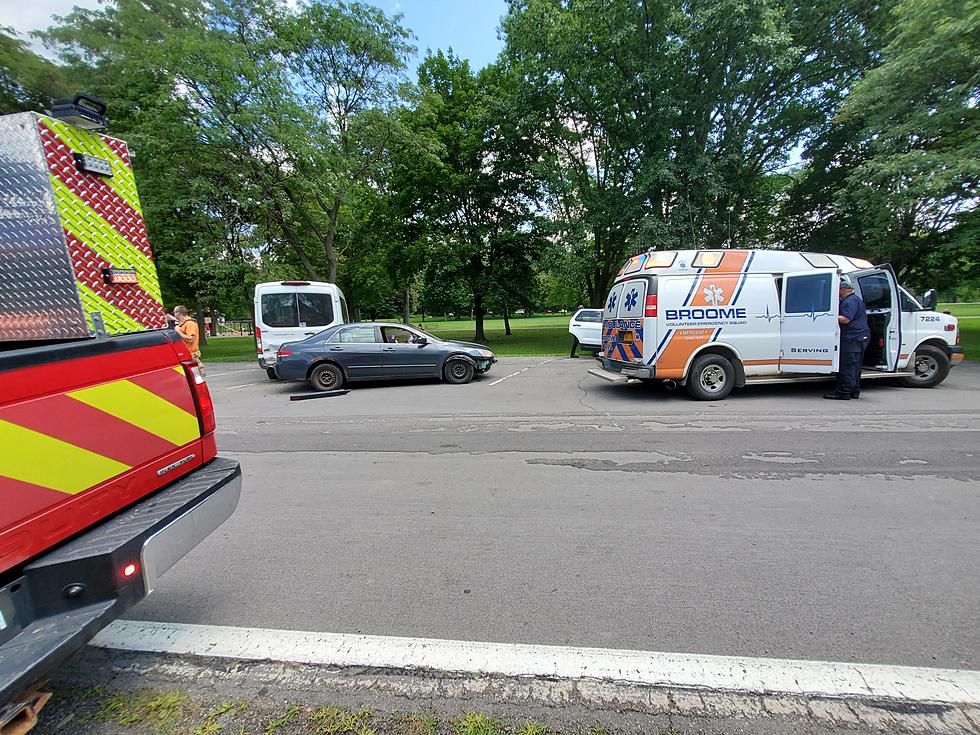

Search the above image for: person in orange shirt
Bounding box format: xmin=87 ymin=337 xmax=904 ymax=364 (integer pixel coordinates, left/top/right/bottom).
xmin=173 ymin=305 xmax=204 ymax=373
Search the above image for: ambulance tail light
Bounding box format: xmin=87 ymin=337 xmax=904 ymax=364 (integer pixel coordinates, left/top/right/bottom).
xmin=944 ymin=324 xmax=955 ymax=331
xmin=182 ymin=362 xmax=216 ymax=434
xmin=255 ymin=325 xmax=263 ymax=354
xmin=644 ymin=295 xmax=658 ymax=317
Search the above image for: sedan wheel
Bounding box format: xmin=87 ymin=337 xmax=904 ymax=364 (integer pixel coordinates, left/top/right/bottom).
xmin=309 ymin=363 xmax=344 ymax=392
xmin=444 ymin=358 xmax=476 ymax=385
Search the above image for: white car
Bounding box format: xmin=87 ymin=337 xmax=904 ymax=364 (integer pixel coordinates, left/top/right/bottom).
xmin=569 ymin=308 xmax=603 ymax=350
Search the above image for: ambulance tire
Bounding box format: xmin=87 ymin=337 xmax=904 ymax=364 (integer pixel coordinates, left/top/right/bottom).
xmin=899 ymin=345 xmax=950 ymax=388
xmin=309 ymin=363 xmax=344 ymax=391
xmin=444 ymin=358 xmax=476 ymax=384
xmin=686 ymin=354 xmax=735 ymax=401
xmin=266 ymin=367 xmax=279 ymax=380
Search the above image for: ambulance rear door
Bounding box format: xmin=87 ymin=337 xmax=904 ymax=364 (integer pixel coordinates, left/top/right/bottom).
xmin=613 ymin=278 xmax=648 ymax=363
xmin=601 ymin=282 xmax=627 ymax=359
xmin=850 ymin=266 xmax=901 ymax=371
xmin=779 ymin=270 xmax=840 ymax=374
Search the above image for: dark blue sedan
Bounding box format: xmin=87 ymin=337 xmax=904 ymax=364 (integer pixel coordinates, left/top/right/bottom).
xmin=274 ymin=322 xmax=497 ymax=391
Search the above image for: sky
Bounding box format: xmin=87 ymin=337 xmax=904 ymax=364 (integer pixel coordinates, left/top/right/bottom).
xmin=1 ymin=0 xmax=509 ymax=70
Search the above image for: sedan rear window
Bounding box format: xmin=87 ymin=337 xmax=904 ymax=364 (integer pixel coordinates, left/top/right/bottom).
xmin=330 ymin=326 xmax=377 ymax=343
xmin=576 ymin=310 xmax=602 ymax=323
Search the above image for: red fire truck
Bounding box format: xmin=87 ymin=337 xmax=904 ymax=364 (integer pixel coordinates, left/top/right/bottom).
xmin=0 ymin=95 xmax=241 ymax=732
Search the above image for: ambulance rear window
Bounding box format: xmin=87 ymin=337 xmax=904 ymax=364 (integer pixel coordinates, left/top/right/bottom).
xmin=692 ymin=251 xmax=724 ymax=268
xmin=801 ymin=253 xmax=836 ymax=268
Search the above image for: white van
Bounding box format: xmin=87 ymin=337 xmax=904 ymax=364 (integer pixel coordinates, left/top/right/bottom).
xmin=593 ymin=249 xmax=963 ymax=400
xmin=254 ymin=281 xmax=349 ymax=378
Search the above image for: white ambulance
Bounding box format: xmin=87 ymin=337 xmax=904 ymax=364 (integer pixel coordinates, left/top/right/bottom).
xmin=593 ymin=249 xmax=963 ymax=400
xmin=254 ymin=281 xmax=349 ymax=378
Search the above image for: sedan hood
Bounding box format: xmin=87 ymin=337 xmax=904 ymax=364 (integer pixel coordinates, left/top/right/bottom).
xmin=442 ymin=339 xmax=493 ymax=353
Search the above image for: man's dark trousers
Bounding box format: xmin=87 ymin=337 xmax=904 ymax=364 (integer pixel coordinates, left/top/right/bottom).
xmin=836 ymin=338 xmax=868 ymax=396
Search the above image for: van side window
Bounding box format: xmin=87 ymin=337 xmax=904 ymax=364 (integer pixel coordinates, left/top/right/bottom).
xmin=261 ymin=293 xmax=298 ymax=327
xmin=785 ymin=273 xmax=832 ymax=314
xmin=298 ymin=293 xmax=334 ymax=326
xmin=340 ymin=297 xmax=350 ymax=323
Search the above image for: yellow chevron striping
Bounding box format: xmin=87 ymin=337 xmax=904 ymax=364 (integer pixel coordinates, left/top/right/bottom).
xmin=40 ymin=117 xmax=143 ymax=213
xmin=0 ymin=419 xmax=130 ymax=494
xmin=49 ymin=178 xmax=162 ymax=302
xmin=67 ymin=381 xmax=199 ymax=447
xmin=77 ymin=282 xmax=145 ymax=334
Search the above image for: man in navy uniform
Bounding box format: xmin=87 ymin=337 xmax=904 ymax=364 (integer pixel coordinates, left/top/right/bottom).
xmin=825 ymin=276 xmax=870 ymax=400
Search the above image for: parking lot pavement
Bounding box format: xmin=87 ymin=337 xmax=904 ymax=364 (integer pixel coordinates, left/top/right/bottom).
xmin=126 ymin=357 xmax=980 ymax=669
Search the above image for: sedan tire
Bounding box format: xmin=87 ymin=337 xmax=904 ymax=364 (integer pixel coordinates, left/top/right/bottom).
xmin=309 ymin=363 xmax=344 ymax=392
xmin=444 ymin=358 xmax=476 ymax=385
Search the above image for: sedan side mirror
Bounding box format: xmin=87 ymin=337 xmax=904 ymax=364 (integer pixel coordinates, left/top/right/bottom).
xmin=412 ymin=336 xmax=428 ymax=345
xmin=922 ymin=289 xmax=938 ymax=311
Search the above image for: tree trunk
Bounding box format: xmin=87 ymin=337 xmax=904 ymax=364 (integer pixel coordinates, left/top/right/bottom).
xmin=402 ymin=285 xmax=411 ymax=324
xmin=194 ymin=299 xmax=208 ymax=347
xmin=324 ymin=196 xmax=342 ymax=283
xmin=474 ymin=291 xmax=486 ymax=342
xmin=503 ymin=304 xmax=512 ymax=335
xmin=208 ymin=302 xmax=217 ymax=337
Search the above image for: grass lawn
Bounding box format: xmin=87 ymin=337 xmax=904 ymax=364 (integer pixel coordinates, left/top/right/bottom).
xmin=200 ymin=326 xmax=573 ymax=361
xmin=957 ymin=318 xmax=979 ymax=361
xmin=411 ymin=314 xmax=571 ymax=331
xmin=201 ymin=336 xmax=256 ymax=362
xmin=941 ymin=303 xmax=980 ymax=318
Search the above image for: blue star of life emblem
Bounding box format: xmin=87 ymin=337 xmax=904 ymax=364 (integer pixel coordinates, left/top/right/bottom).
xmin=607 ymin=293 xmax=617 ymax=311
xmin=625 ymin=289 xmax=638 ymax=311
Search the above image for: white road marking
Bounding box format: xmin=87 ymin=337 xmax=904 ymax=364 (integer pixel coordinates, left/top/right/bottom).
xmin=92 ymin=621 xmax=980 ymax=705
xmin=224 ymin=382 xmax=266 ymax=390
xmin=489 ymin=360 xmax=553 ymax=387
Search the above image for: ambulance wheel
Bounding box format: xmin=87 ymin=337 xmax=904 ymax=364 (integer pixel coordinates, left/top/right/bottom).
xmin=309 ymin=363 xmax=344 ymax=391
xmin=444 ymin=358 xmax=476 ymax=384
xmin=686 ymin=354 xmax=734 ymax=401
xmin=899 ymin=345 xmax=950 ymax=388
xmin=266 ymin=367 xmax=279 ymax=380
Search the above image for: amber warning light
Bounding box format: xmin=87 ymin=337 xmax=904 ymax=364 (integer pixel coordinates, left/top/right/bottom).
xmin=103 ymin=268 xmax=139 ymax=285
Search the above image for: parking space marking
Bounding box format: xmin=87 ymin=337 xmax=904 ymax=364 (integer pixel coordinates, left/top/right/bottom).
xmin=93 ymin=620 xmax=980 ymax=705
xmin=224 ymin=382 xmax=267 ymax=390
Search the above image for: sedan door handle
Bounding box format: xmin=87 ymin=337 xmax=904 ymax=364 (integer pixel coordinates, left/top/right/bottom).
xmin=382 ymin=347 xmax=396 ymax=352
xmin=329 ymin=346 xmax=343 ymax=351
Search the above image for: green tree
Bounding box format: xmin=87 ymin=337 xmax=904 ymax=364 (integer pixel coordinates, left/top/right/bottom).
xmin=0 ymin=28 xmax=68 ymax=114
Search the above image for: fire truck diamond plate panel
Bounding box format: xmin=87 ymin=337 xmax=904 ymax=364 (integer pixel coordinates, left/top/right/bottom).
xmin=0 ymin=113 xmax=89 ymax=341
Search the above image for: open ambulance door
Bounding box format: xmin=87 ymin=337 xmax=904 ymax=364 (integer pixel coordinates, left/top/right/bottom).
xmin=850 ymin=265 xmax=901 ymax=371
xmin=779 ymin=270 xmax=840 ymax=374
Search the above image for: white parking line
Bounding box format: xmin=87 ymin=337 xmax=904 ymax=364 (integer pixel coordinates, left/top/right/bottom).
xmin=93 ymin=621 xmax=980 ymax=705
xmin=224 ymin=382 xmax=266 ymax=390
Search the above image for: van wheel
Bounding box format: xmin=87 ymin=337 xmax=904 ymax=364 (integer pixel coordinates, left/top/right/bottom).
xmin=899 ymin=345 xmax=950 ymax=388
xmin=686 ymin=354 xmax=735 ymax=401
xmin=309 ymin=363 xmax=344 ymax=391
xmin=444 ymin=358 xmax=476 ymax=385
xmin=266 ymin=367 xmax=279 ymax=380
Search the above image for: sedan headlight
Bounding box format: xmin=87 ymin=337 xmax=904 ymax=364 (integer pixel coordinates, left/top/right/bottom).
xmin=474 ymin=349 xmax=494 ymax=358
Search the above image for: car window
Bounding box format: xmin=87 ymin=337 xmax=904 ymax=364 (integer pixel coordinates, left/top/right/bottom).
xmin=381 ymin=327 xmax=417 ymax=344
xmin=297 ymin=293 xmax=334 ymax=327
xmin=576 ymin=310 xmax=602 ymax=323
xmin=261 ymin=293 xmax=297 ymax=327
xmin=330 ymin=326 xmax=377 ymax=344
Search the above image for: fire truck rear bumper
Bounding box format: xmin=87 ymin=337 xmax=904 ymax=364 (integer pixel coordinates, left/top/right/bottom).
xmin=0 ymin=457 xmax=241 ymax=710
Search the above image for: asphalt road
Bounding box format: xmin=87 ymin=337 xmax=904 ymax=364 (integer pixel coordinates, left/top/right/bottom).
xmin=127 ymin=356 xmax=980 ymax=670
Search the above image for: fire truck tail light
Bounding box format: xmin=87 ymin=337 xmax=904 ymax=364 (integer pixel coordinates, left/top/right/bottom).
xmin=122 ymin=562 xmax=138 ymax=578
xmin=182 ymin=362 xmax=216 ymax=434
xmin=644 ymin=295 xmax=658 ymax=317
